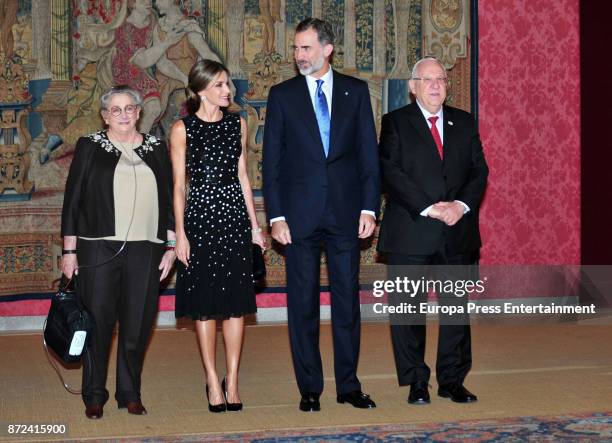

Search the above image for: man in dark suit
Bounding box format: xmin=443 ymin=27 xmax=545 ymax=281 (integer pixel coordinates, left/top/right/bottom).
xmin=378 ymin=57 xmax=488 ymax=405
xmin=263 ymin=18 xmax=380 ymax=412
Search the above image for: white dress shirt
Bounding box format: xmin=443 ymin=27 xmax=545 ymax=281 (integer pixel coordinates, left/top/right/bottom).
xmin=416 ymin=100 xmax=444 ymax=144
xmin=414 ymin=100 xmax=470 ymax=217
xmin=305 ymin=67 xmax=333 ymax=118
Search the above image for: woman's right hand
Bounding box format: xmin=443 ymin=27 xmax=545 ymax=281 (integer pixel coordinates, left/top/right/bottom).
xmin=61 ymin=254 xmax=78 ymax=279
xmin=176 ymin=233 xmax=190 ymax=267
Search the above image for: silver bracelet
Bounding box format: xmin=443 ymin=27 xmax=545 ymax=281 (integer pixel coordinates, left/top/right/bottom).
xmin=251 ymin=227 xmax=262 ymax=233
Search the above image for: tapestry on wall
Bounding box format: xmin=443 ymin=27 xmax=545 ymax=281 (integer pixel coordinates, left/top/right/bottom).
xmin=0 ymin=0 xmax=473 ymax=298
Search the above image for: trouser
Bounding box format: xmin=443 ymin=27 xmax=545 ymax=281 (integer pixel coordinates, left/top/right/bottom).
xmin=77 ymin=239 xmax=163 ymax=406
xmin=388 ymin=249 xmax=475 ymax=387
xmin=285 ymin=203 xmax=362 ymax=396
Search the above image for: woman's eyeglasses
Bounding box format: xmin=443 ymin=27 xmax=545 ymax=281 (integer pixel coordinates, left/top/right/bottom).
xmin=106 ymin=104 xmax=139 ymax=118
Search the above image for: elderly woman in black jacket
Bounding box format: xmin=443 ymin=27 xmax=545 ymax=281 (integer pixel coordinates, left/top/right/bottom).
xmin=60 ymin=85 xmax=176 ymax=419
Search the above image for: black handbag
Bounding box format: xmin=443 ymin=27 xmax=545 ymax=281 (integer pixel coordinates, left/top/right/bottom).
xmin=44 ymin=275 xmax=94 ymax=364
xmin=252 ymin=244 xmax=266 ymax=282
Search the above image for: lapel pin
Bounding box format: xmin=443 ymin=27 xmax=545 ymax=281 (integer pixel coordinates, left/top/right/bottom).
xmin=345 ymin=91 xmax=349 ymax=96
xmin=448 ymin=120 xmax=454 ymax=126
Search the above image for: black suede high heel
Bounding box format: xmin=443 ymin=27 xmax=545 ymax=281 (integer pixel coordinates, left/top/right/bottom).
xmin=222 ymin=377 xmax=243 ymax=411
xmin=206 ymin=384 xmax=227 ymax=413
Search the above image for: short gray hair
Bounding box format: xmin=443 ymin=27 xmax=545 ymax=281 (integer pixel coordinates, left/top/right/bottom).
xmin=100 ymin=85 xmax=143 ymax=110
xmin=411 ymin=57 xmax=446 ymax=79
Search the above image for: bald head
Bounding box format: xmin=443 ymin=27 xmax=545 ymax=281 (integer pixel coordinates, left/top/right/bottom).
xmin=411 ymin=57 xmax=446 ymax=79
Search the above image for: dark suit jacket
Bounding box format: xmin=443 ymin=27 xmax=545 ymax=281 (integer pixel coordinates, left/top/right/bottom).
xmin=262 ymin=71 xmax=380 ymax=238
xmin=377 ymin=103 xmax=488 ymax=256
xmin=61 ymin=131 xmax=174 ymax=241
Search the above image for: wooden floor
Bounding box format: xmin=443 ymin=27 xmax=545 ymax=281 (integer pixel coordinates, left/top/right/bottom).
xmin=1 ymin=320 xmax=611 ymax=441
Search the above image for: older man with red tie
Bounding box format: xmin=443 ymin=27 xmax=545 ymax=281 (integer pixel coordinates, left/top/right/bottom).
xmin=377 ymin=57 xmax=489 ymax=406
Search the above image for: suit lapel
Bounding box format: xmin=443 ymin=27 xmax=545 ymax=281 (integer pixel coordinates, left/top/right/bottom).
xmin=293 ymin=76 xmax=326 ymax=159
xmin=329 ymin=70 xmax=344 ymax=160
xmin=442 ymin=106 xmax=455 ymax=171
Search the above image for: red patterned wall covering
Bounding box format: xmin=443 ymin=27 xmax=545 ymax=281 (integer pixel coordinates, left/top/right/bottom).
xmin=477 ymin=0 xmax=580 ymax=264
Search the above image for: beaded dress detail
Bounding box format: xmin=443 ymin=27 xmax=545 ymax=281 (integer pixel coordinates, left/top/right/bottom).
xmin=175 ymin=112 xmax=255 ymax=320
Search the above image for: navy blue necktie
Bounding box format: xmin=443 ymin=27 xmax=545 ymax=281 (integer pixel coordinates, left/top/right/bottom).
xmin=315 ymin=79 xmax=330 ymax=157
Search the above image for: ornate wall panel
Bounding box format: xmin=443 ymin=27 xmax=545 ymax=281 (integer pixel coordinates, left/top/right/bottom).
xmin=50 ymin=0 xmax=71 ymax=80
xmin=355 ymin=0 xmax=373 ymax=71
xmin=322 ymin=0 xmax=345 ymax=70
xmin=422 ymin=0 xmax=469 ymax=70
xmin=207 ymin=0 xmax=227 ymax=62
xmin=0 ymin=0 xmax=475 ymax=299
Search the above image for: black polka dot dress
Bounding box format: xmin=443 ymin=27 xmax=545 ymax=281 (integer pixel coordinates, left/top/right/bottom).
xmin=175 ymin=112 xmax=256 ymax=320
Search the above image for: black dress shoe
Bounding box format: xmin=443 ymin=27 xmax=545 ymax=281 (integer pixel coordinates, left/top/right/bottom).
xmin=206 ymin=384 xmax=227 ymax=413
xmin=222 ymin=378 xmax=243 ymax=412
xmin=299 ymin=393 xmax=321 ymax=412
xmin=118 ymin=400 xmax=147 ymax=415
xmin=408 ymin=381 xmax=430 ymax=405
xmin=85 ymin=404 xmax=103 ymax=419
xmin=337 ymin=390 xmax=376 ymax=408
xmin=438 ymin=383 xmax=478 ymax=403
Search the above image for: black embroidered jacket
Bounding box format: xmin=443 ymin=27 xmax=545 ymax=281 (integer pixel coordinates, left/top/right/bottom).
xmin=61 ymin=131 xmax=175 ymax=240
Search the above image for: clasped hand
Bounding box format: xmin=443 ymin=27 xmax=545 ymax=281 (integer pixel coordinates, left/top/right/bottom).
xmin=428 ymin=201 xmax=464 ymax=226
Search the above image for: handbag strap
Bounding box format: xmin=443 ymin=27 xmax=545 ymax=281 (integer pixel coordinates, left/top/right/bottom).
xmin=42 ymin=318 xmax=83 ymax=395
xmin=42 ymin=274 xmax=89 ymax=395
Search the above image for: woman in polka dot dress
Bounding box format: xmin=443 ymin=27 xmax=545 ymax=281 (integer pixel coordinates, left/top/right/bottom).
xmin=170 ymin=60 xmax=266 ymax=412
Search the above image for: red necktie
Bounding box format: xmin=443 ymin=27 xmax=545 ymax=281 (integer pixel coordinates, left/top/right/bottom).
xmin=428 ymin=116 xmax=443 ymax=159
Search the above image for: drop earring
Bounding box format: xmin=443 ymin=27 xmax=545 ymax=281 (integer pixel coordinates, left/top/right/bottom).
xmin=200 ymin=95 xmax=207 ymax=102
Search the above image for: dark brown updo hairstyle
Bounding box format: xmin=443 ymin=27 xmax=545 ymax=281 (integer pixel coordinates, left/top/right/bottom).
xmin=185 ymin=59 xmax=231 ymax=114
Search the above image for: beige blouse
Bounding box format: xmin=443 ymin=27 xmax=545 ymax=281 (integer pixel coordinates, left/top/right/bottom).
xmin=80 ymin=141 xmax=162 ymax=243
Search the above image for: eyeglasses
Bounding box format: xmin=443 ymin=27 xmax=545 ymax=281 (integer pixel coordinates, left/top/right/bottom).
xmin=105 ymin=104 xmax=139 ymax=118
xmin=412 ymin=77 xmax=448 ymax=86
